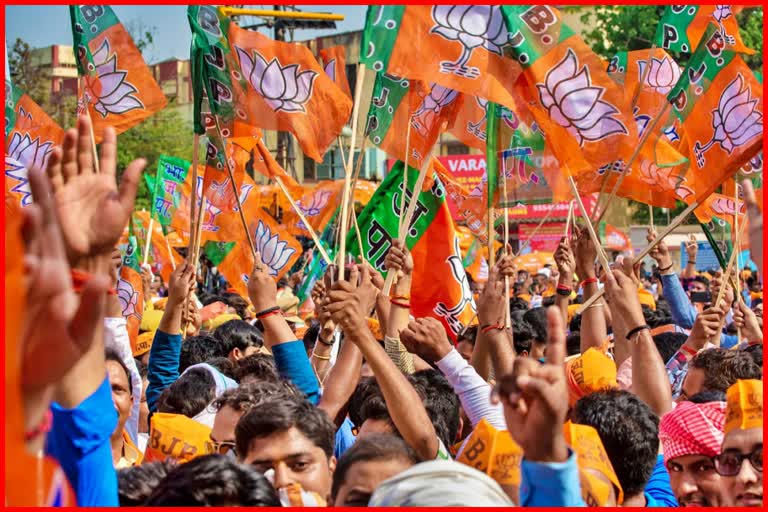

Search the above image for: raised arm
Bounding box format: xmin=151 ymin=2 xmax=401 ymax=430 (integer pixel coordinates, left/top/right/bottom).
xmin=325 ymin=267 xmax=439 ymax=461
xmin=648 ymin=228 xmax=697 ymax=329
xmin=383 ymin=239 xmax=416 ymax=374
xmin=573 ymin=226 xmax=607 ymax=353
xmin=553 ymin=236 xmax=576 ymax=327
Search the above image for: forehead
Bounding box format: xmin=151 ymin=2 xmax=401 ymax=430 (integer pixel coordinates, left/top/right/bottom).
xmin=106 ymin=360 xmax=129 ymax=385
xmin=669 ymin=453 xmax=715 ymax=468
xmin=244 ymin=427 xmax=322 ymax=462
xmin=722 ymin=427 xmax=763 ymax=452
xmin=341 ymin=458 xmax=413 ymax=492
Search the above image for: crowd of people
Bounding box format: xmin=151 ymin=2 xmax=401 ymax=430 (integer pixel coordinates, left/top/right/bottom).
xmin=8 ymin=116 xmax=764 ymax=507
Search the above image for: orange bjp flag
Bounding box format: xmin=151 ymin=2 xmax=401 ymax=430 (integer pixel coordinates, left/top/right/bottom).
xmin=5 ymin=89 xmax=65 ymax=209
xmin=144 ymin=412 xmax=213 ymax=464
xmin=319 ymin=45 xmax=352 ymax=99
xmin=70 ymin=5 xmax=167 ymax=141
xmin=283 ymin=180 xmax=345 ymax=238
xmin=117 ymin=235 xmax=145 ymax=352
xmin=228 ymin=24 xmax=352 ymax=163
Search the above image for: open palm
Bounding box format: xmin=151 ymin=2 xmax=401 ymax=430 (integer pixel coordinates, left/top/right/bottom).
xmin=47 ymin=116 xmax=145 ymax=263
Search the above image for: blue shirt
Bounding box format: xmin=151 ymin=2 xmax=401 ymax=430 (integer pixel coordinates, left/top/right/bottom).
xmin=520 ymin=450 xmax=586 ymax=507
xmin=335 ymin=417 xmax=357 ymax=459
xmin=46 ymin=377 xmax=119 ymax=507
xmin=644 ymin=454 xmax=678 ymax=507
xmin=271 ymin=340 xmax=320 ymax=405
xmin=146 ymin=329 xmax=182 ymax=414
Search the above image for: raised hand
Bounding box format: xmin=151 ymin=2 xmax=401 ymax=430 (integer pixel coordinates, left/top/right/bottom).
xmin=385 ymin=238 xmax=414 ymax=280
xmin=573 ymin=226 xmax=598 ymax=279
xmin=46 ymin=116 xmax=146 ymax=266
xmin=710 ymin=273 xmax=734 ymax=307
xmin=733 ymin=301 xmax=762 ymax=343
xmin=647 ymin=228 xmax=673 ymax=270
xmin=247 ymin=252 xmax=278 ymax=313
xmin=167 ymin=261 xmax=196 ymax=307
xmin=141 ymin=264 xmax=154 ymax=300
xmin=687 ymin=306 xmax=726 ymax=350
xmin=21 ymin=167 xmax=110 ymax=391
xmin=400 ymin=317 xmax=453 ymax=363
xmin=684 ymin=235 xmax=698 ymax=261
xmin=476 ymin=258 xmax=510 ymax=327
xmin=603 ymin=266 xmax=646 ymax=331
xmin=324 ymin=265 xmax=369 ymax=334
xmin=554 ymin=236 xmax=576 ymax=277
xmin=494 ymin=307 xmax=569 ymax=463
xmin=742 ymin=180 xmax=763 ymax=275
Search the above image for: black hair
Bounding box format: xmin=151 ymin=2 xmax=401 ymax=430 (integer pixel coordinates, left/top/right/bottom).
xmin=743 ymin=343 xmax=763 ymax=370
xmin=523 ymin=307 xmax=548 ymax=344
xmin=511 ymin=319 xmax=536 ymax=356
xmin=179 ymin=335 xmax=226 ymax=373
xmin=206 ymin=357 xmax=237 ymax=380
xmin=566 ymin=332 xmax=581 ymax=357
xmin=235 ymin=398 xmax=336 ymax=459
xmin=221 ymin=293 xmax=249 ymax=319
xmin=457 ymin=325 xmax=478 ymax=346
xmin=690 ymin=348 xmax=762 ymax=392
xmin=214 ymin=380 xmax=301 ymax=414
xmin=303 ymin=322 xmax=321 ymax=354
xmin=572 ymin=390 xmax=660 ymax=498
xmin=105 ymin=347 xmax=133 ymax=396
xmin=409 ymin=369 xmax=461 ymax=449
xmin=692 ymin=275 xmax=710 ymax=287
xmin=117 ymin=461 xmax=175 ymax=506
xmin=156 ymin=368 xmax=215 ymax=418
xmin=541 ymin=295 xmax=556 ymax=308
xmin=348 ymin=377 xmax=385 ymax=430
xmin=144 ymin=454 xmax=280 ymax=506
xmin=134 ymin=359 xmax=148 ymax=380
xmin=652 ymin=331 xmax=688 ymax=365
xmin=509 ymin=297 xmax=529 ymax=313
xmin=688 ymin=390 xmax=727 ymax=404
xmin=234 ymin=353 xmax=279 ymax=384
xmin=202 ymin=295 xmax=227 ymax=307
xmin=213 ymin=319 xmax=263 ymax=356
xmin=331 ymin=434 xmax=419 ymax=501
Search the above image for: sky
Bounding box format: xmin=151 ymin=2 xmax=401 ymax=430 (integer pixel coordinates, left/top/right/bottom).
xmin=5 ymin=5 xmax=367 ymax=63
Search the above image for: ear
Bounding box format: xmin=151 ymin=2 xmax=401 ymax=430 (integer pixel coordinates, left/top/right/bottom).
xmin=230 ymin=348 xmax=242 ymax=362
xmin=520 ymin=350 xmax=529 ymax=358
xmin=328 ymin=455 xmax=337 ymax=474
xmin=455 ymin=416 xmax=464 ymax=443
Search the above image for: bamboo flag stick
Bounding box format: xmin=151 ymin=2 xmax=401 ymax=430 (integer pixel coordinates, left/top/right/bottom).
xmin=143 ymin=217 xmax=155 ymax=266
xmin=649 ymin=205 xmax=655 ymax=231
xmin=343 ymin=137 xmax=369 ymax=245
xmin=338 ymin=64 xmax=366 ymax=281
xmin=516 ymin=205 xmax=557 ymax=257
xmin=595 ymin=102 xmax=671 ymax=226
xmin=79 ymin=77 xmax=101 ymax=174
xmin=352 ymin=206 xmax=368 ymax=267
xmin=567 ymin=175 xmax=612 ymax=275
xmin=734 ymin=181 xmax=741 ymax=342
xmin=565 ymin=200 xmax=574 ymax=239
xmin=274 ymin=175 xmax=332 ymax=265
xmin=165 ymin=231 xmax=177 ymax=271
xmin=337 ymin=136 xmax=348 ymax=172
xmin=577 ymin=199 xmax=701 ymax=314
xmin=188 ymin=134 xmax=201 ymax=257
xmin=502 ymin=156 xmax=511 ymax=328
xmin=399 ymin=113 xmax=413 ymax=235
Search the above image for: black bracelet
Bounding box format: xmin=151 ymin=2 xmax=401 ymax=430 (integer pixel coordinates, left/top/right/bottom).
xmin=317 ymin=335 xmax=335 ymax=346
xmin=255 ymin=306 xmax=281 ymax=318
xmin=658 ymin=263 xmax=674 ymax=273
xmin=687 ymin=260 xmax=696 ymax=265
xmin=625 ymin=324 xmax=651 ymax=341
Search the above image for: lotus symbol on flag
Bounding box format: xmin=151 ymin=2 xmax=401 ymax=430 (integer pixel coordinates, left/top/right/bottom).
xmin=694 ymin=74 xmax=763 ymax=168
xmin=323 ymin=59 xmax=336 ymax=82
xmin=235 ymin=47 xmax=318 ymax=113
xmin=467 ymin=96 xmax=489 ymax=141
xmin=299 ymin=190 xmax=332 ymax=217
xmin=430 ymin=5 xmax=510 ymax=79
xmin=254 ymin=220 xmax=296 ymax=276
xmin=6 ymin=132 xmax=55 ymax=172
xmin=412 ymin=84 xmax=460 ymax=136
xmin=713 ymin=5 xmax=733 ymax=22
xmin=87 ymin=39 xmax=145 ymax=118
xmin=638 ymin=56 xmax=681 ymax=95
xmin=537 ymin=49 xmax=628 ymax=147
xmin=5 ymin=156 xmax=32 ymax=206
xmin=639 ymin=160 xmax=684 ymax=193
xmin=435 ymin=235 xmax=476 ymax=336
xmin=117 ymin=279 xmax=140 ymax=319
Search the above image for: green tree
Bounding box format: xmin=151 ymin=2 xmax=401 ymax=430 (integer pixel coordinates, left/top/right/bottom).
xmin=116 ymin=101 xmax=194 ymax=211
xmin=577 ymin=6 xmax=763 ymax=72
xmin=8 ymin=38 xmax=50 ymax=106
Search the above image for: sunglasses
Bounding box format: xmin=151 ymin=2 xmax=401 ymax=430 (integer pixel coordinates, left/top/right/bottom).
xmin=209 ymin=438 xmax=237 ymax=458
xmin=713 ymin=447 xmax=763 ymax=477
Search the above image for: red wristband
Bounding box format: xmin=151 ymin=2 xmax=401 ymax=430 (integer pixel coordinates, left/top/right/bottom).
xmin=24 ymin=410 xmax=53 ymax=442
xmin=579 ymin=277 xmax=598 ymax=288
xmin=681 ymin=345 xmax=697 ymax=357
xmin=481 ymin=323 xmax=504 ymax=334
xmin=557 ymin=284 xmax=572 ymax=292
xmin=390 ymin=299 xmax=411 ymax=309
xmin=257 ymin=309 xmax=282 ymax=321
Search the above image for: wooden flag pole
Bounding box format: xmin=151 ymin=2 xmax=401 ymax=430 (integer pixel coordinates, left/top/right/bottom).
xmin=352 ymin=206 xmax=368 ymax=267
xmin=399 ymin=113 xmax=413 ymax=235
xmin=595 ymin=102 xmax=671 ymax=226
xmin=502 ymin=155 xmax=511 ymax=328
xmin=338 ymin=64 xmax=366 ymax=281
xmin=565 ymin=200 xmax=574 ymax=239
xmin=188 ymin=135 xmax=201 ymax=256
xmin=733 ymin=181 xmax=741 ymax=343
xmin=274 ymin=175 xmax=332 ymax=265
xmin=577 ymin=199 xmax=701 ymax=313
xmin=143 ymin=217 xmax=155 ymax=266
xmin=567 ymin=175 xmax=612 ymax=275
xmin=649 ymin=205 xmax=655 ymax=231
xmin=516 ymin=205 xmax=557 ymax=258
xmin=79 ymin=77 xmax=101 ymax=174
xmin=343 ymin=137 xmax=369 ymax=246
xmin=165 ymin=231 xmax=177 ymax=271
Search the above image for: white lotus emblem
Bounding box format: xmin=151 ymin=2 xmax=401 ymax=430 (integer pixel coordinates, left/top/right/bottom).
xmin=638 ymin=160 xmax=684 ymax=193
xmin=430 ymin=5 xmax=510 ymax=79
xmin=638 ymin=56 xmax=681 ymax=95
xmin=5 ymin=156 xmax=32 ymax=206
xmin=299 ymin=190 xmax=332 ymax=217
xmin=117 ymin=278 xmax=140 ymax=320
xmin=235 ymin=47 xmax=318 ymax=113
xmin=82 ymin=39 xmax=145 ymax=118
xmin=323 ymin=59 xmax=336 ymax=82
xmin=710 ymin=196 xmax=744 ymax=217
xmin=6 ymin=131 xmax=54 ymax=172
xmin=434 ymin=234 xmax=476 ymax=336
xmin=254 ymin=220 xmax=296 ymax=276
xmin=694 ymin=74 xmax=763 ymax=168
xmin=411 ymin=84 xmax=460 ymax=136
xmin=537 ymin=49 xmax=628 ymax=146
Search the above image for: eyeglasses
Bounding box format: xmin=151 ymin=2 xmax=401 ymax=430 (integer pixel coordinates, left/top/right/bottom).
xmin=713 ymin=447 xmax=763 ymax=476
xmin=209 ymin=439 xmax=237 ymax=458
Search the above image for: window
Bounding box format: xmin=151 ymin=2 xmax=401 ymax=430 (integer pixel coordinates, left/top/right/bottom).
xmin=445 ymin=141 xmax=469 ymax=156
